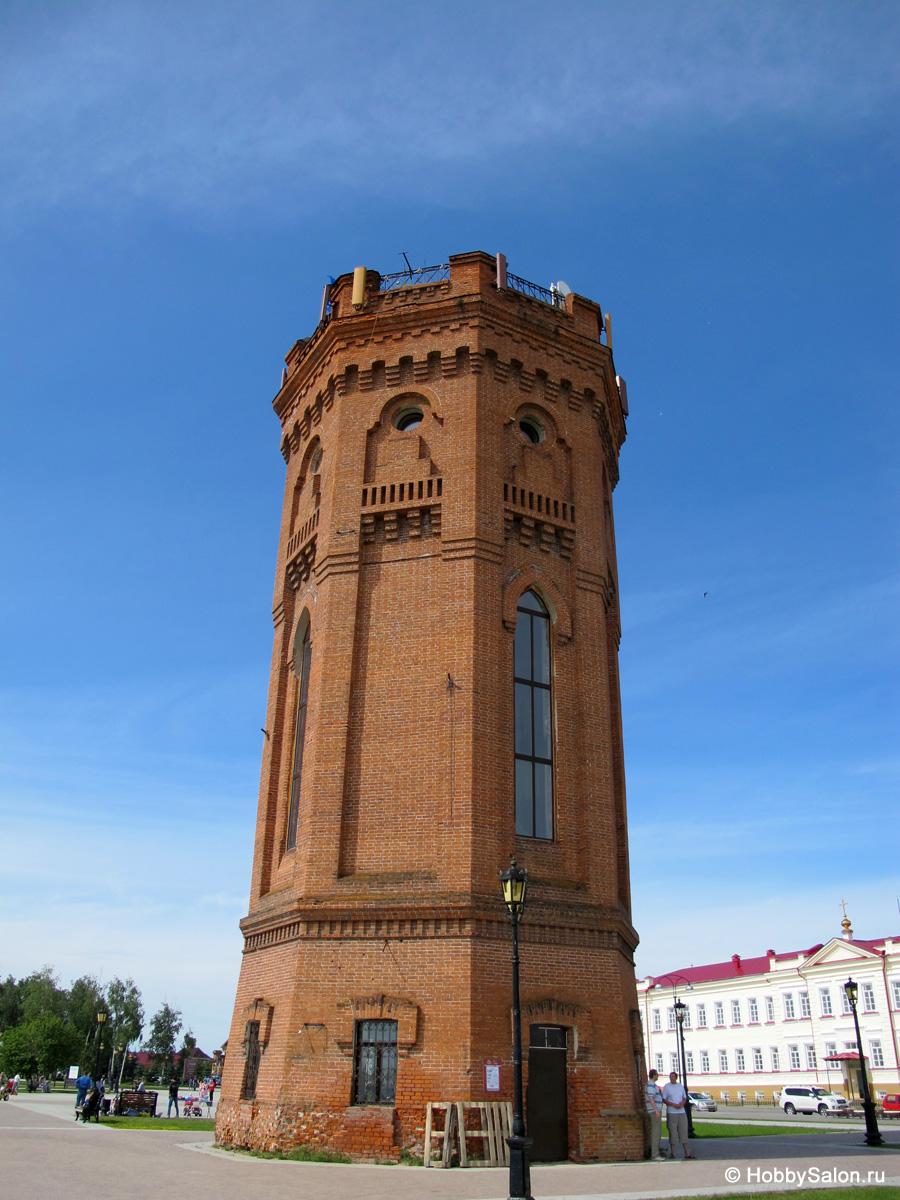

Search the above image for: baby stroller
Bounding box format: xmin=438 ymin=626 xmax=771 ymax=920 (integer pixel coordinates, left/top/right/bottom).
xmin=79 ymin=1086 xmax=103 ymax=1123
xmin=182 ymin=1094 xmax=204 ymax=1117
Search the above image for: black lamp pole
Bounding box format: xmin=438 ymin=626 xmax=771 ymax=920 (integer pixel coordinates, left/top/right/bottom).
xmin=501 ymin=858 xmax=533 ymax=1200
xmin=673 ymin=1000 xmax=694 ymax=1137
xmin=844 ymin=978 xmax=883 ymax=1147
xmin=92 ymin=1011 xmax=108 ymax=1083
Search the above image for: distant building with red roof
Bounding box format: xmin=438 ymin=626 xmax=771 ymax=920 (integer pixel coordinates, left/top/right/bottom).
xmin=637 ymin=916 xmax=899 ymax=1103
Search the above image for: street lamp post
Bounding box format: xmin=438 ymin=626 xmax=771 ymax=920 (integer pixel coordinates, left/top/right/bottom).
xmin=673 ymin=999 xmax=694 ymax=1137
xmin=844 ymin=978 xmax=883 ymax=1147
xmin=92 ymin=1011 xmax=108 ymax=1084
xmin=500 ymin=858 xmax=533 ymax=1200
xmin=653 ymin=974 xmax=695 ymax=1138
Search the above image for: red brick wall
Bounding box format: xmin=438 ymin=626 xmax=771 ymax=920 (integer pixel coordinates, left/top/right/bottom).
xmin=217 ymin=251 xmax=645 ymax=1162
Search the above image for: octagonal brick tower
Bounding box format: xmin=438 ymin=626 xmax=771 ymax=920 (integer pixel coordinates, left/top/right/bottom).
xmin=216 ymin=251 xmax=645 ymax=1161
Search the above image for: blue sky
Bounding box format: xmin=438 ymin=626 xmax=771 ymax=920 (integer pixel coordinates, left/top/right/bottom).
xmin=1 ymin=2 xmax=897 ymax=1054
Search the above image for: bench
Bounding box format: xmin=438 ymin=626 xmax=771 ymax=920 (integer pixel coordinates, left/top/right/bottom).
xmin=114 ymin=1090 xmax=158 ymax=1117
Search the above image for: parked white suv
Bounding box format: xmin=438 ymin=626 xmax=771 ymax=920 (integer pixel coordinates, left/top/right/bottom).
xmin=779 ymin=1086 xmax=850 ymax=1115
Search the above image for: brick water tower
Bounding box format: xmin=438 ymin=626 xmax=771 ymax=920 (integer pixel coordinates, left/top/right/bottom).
xmin=217 ymin=251 xmax=645 ymax=1161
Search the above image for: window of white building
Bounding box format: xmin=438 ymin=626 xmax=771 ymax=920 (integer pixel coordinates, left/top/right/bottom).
xmin=700 ymin=1050 xmax=710 ymax=1073
xmin=765 ymin=996 xmax=775 ymax=1022
xmin=862 ymin=982 xmax=876 ymax=1013
xmin=870 ymin=1040 xmax=884 ymax=1068
xmin=841 ymin=989 xmax=852 ymax=1015
xmin=805 ymin=1044 xmax=816 ymax=1070
xmin=753 ymin=1047 xmax=764 ymax=1071
xmin=696 ymin=1003 xmax=707 ymax=1028
xmin=783 ymin=994 xmax=795 ymax=1020
xmin=748 ymin=997 xmax=759 ymax=1024
xmin=799 ymin=991 xmax=810 ymax=1018
xmin=735 ymin=1048 xmax=745 ymax=1072
xmin=670 ymin=1052 xmax=679 ymax=1073
xmin=789 ymin=1044 xmax=801 ymax=1070
xmin=891 ymin=980 xmax=900 ymax=1009
xmin=655 ymin=1053 xmax=664 ymax=1074
xmin=731 ymin=999 xmax=742 ymax=1025
xmin=820 ymin=987 xmax=833 ymax=1016
xmin=771 ymin=1047 xmax=780 ymax=1071
xmin=683 ymin=1006 xmax=691 ymax=1028
xmin=714 ymin=1001 xmax=725 ymax=1027
xmin=652 ymin=1008 xmax=661 ymax=1031
xmin=685 ymin=1049 xmax=694 ymax=1073
xmin=667 ymin=1007 xmax=677 ymax=1031
xmin=719 ymin=1049 xmax=728 ymax=1072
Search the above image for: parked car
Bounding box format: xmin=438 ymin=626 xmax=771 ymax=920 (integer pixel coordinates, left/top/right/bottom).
xmin=880 ymin=1094 xmax=900 ymax=1118
xmin=687 ymin=1091 xmax=717 ymax=1112
xmin=780 ymin=1086 xmax=850 ymax=1115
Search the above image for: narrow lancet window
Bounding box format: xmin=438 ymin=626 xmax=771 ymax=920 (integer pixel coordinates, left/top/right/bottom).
xmin=285 ymin=621 xmax=312 ymax=850
xmin=514 ymin=590 xmax=554 ymax=838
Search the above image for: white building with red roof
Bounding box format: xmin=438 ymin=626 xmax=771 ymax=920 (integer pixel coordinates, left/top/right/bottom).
xmin=637 ymin=915 xmax=900 ymax=1105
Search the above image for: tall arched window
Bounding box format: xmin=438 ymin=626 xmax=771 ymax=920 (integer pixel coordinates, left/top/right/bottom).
xmin=285 ymin=620 xmax=312 ymax=850
xmin=514 ymin=590 xmax=554 ymax=839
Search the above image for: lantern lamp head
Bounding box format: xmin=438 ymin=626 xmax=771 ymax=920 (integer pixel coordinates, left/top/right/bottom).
xmin=674 ymin=998 xmax=686 ymax=1024
xmin=500 ymin=858 xmax=528 ymax=919
xmin=97 ymin=1010 xmax=108 ymax=1026
xmin=844 ymin=978 xmax=858 ymax=1008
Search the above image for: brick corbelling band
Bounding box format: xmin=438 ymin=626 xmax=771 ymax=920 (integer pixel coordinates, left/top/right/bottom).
xmin=240 ymin=913 xmax=637 ymax=955
xmin=277 ymin=344 xmax=621 ymax=483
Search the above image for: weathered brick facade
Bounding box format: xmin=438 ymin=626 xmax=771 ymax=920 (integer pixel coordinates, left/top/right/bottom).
xmin=216 ymin=251 xmax=646 ymax=1162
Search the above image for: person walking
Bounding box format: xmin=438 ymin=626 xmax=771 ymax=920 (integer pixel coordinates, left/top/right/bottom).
xmin=199 ymin=1079 xmax=210 ymax=1115
xmin=208 ymin=1077 xmax=215 ymax=1112
xmin=167 ymin=1076 xmax=180 ymax=1118
xmin=662 ymin=1071 xmax=696 ymax=1160
xmin=645 ymin=1069 xmax=667 ymax=1160
xmin=75 ymin=1073 xmax=92 ymax=1111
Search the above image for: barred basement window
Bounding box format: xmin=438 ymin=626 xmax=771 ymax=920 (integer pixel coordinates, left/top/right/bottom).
xmin=286 ymin=619 xmax=312 ymax=850
xmin=514 ymin=590 xmax=554 ymax=839
xmin=241 ymin=1020 xmax=261 ymax=1100
xmin=352 ymin=1019 xmax=397 ymax=1105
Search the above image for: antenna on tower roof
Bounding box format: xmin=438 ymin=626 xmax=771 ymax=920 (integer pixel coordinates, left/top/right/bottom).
xmin=401 ymin=252 xmax=413 ymax=275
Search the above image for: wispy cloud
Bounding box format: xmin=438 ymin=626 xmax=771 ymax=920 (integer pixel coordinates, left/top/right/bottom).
xmin=1 ymin=1 xmax=897 ymax=221
xmin=634 ymin=878 xmax=900 ymax=980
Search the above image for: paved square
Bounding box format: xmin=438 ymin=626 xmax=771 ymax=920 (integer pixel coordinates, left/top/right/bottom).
xmin=3 ymin=1092 xmax=899 ymax=1200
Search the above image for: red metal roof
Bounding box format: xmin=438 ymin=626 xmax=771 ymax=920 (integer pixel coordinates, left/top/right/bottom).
xmin=646 ymin=935 xmax=897 ymax=987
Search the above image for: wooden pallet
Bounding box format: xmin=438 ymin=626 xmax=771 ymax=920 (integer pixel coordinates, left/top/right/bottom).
xmin=424 ymin=1100 xmax=513 ymax=1167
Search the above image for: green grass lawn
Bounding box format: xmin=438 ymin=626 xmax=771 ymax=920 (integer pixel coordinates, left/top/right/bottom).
xmin=691 ymin=1121 xmax=823 ymax=1138
xmin=99 ymin=1116 xmax=215 ymax=1131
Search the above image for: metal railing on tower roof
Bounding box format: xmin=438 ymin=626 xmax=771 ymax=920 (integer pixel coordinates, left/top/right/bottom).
xmin=378 ymin=263 xmax=451 ymax=291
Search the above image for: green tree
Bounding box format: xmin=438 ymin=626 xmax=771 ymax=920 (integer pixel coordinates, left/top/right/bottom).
xmin=176 ymin=1028 xmax=197 ymax=1081
xmin=143 ymin=1002 xmax=182 ymax=1082
xmin=0 ymin=1013 xmax=79 ymax=1076
xmin=0 ymin=1023 xmax=39 ymax=1076
xmin=104 ymin=977 xmax=144 ymax=1080
xmin=20 ymin=967 xmax=66 ymax=1022
xmin=0 ymin=975 xmax=24 ymax=1031
xmin=67 ymin=975 xmax=105 ymax=1052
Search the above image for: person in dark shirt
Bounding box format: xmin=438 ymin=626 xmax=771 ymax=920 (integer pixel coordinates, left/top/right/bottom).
xmin=167 ymin=1077 xmax=180 ymax=1117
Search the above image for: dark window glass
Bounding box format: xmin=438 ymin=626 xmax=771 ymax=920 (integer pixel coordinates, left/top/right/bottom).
xmin=352 ymin=1020 xmax=398 ymax=1105
xmin=286 ymin=623 xmax=312 ymax=850
xmin=241 ymin=1020 xmax=261 ymax=1099
xmin=514 ymin=590 xmax=554 ymax=839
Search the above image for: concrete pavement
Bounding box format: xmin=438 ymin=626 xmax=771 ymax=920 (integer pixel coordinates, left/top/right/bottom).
xmin=2 ymin=1091 xmax=899 ymax=1200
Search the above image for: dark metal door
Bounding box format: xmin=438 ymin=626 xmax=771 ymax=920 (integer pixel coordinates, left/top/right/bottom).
xmin=527 ymin=1025 xmax=568 ymax=1161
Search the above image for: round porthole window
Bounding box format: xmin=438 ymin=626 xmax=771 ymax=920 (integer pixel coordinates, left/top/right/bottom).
xmin=519 ymin=417 xmax=544 ymax=444
xmin=394 ymin=407 xmax=424 ymax=432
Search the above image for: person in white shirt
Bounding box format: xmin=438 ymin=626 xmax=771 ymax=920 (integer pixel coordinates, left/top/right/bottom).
xmin=661 ymin=1071 xmax=695 ymax=1159
xmin=644 ymin=1069 xmax=667 ymax=1160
